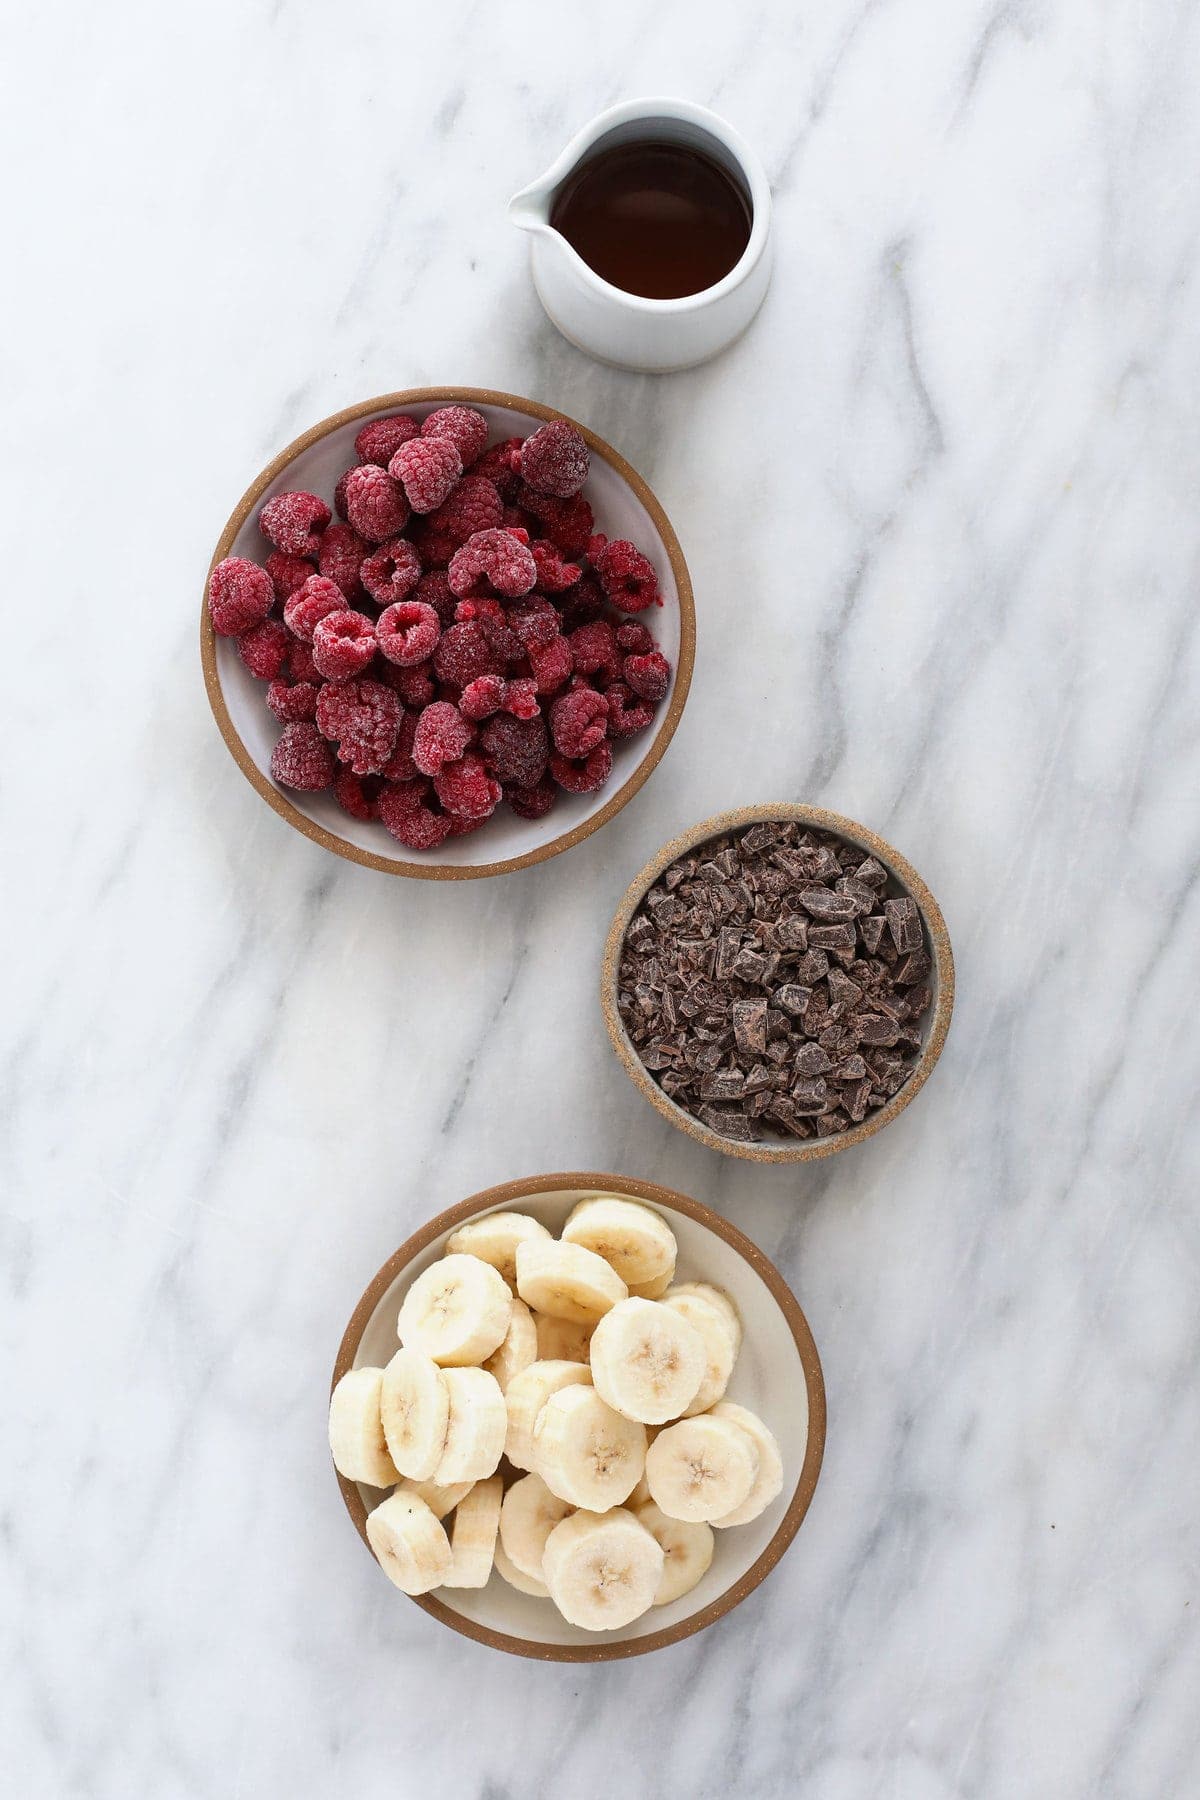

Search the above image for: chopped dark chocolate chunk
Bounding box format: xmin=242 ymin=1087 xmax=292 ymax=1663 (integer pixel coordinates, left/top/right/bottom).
xmin=798 ymin=886 xmax=859 ymax=922
xmin=858 ymin=914 xmax=886 ymax=955
xmin=775 ymin=983 xmax=812 ymax=1017
xmin=731 ymin=998 xmax=768 ymax=1057
xmin=895 ymin=949 xmax=931 ymax=987
xmin=884 ymin=896 xmax=923 ymax=954
xmin=794 ymin=1042 xmax=832 ymax=1077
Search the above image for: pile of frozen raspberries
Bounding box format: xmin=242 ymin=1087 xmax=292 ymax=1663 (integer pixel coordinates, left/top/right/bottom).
xmin=207 ymin=407 xmax=673 ymax=852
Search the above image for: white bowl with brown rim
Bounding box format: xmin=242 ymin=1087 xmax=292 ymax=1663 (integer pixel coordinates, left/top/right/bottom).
xmin=201 ymin=388 xmax=694 ymax=880
xmin=601 ymin=805 xmax=955 ymax=1163
xmin=331 ymin=1171 xmax=825 ymax=1662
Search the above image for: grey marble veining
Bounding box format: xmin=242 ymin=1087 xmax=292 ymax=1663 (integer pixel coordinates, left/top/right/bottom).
xmin=4 ymin=0 xmax=1200 ymax=1794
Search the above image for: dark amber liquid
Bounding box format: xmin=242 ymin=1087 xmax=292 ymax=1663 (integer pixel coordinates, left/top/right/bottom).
xmin=550 ymin=140 xmax=753 ymax=300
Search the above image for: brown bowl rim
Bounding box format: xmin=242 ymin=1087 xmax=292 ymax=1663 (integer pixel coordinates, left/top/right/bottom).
xmin=331 ymin=1170 xmax=826 ymax=1662
xmin=200 ymin=387 xmax=695 ymax=880
xmin=600 ymin=804 xmax=956 ymax=1163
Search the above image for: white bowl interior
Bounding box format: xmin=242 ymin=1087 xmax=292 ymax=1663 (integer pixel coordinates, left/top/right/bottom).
xmin=350 ymin=1187 xmax=811 ymax=1649
xmin=215 ymin=400 xmax=683 ymax=868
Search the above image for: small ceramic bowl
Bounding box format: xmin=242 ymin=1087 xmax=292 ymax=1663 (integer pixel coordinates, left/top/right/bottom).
xmin=331 ymin=1171 xmax=825 ymax=1662
xmin=601 ymin=805 xmax=955 ymax=1164
xmin=201 ymin=389 xmax=694 ymax=880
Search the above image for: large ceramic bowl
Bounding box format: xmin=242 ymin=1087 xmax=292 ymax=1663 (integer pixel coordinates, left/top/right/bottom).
xmin=330 ymin=1172 xmax=825 ymax=1662
xmin=601 ymin=805 xmax=955 ymax=1163
xmin=201 ymin=389 xmax=694 ymax=879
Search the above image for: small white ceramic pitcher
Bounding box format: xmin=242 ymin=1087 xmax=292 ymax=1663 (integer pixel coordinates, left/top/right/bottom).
xmin=509 ymin=97 xmax=773 ymax=374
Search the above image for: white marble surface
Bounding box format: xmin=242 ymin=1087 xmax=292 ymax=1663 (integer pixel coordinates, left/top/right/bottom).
xmin=5 ymin=0 xmax=1200 ymax=1794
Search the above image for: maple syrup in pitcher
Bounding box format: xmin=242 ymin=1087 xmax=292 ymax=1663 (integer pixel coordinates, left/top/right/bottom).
xmin=550 ymin=139 xmax=753 ymax=301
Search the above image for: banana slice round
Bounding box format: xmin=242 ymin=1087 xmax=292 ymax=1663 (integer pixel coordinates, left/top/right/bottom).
xmin=534 ymin=1313 xmax=594 ymax=1364
xmin=446 ymin=1212 xmax=552 ymax=1291
xmin=561 ymin=1196 xmax=677 ymax=1288
xmin=644 ymin=1415 xmax=759 ymax=1522
xmin=499 ymin=1472 xmax=574 ymax=1581
xmin=588 ymin=1298 xmax=706 ymax=1424
xmin=397 ymin=1253 xmax=513 ymax=1367
xmin=483 ymin=1295 xmax=538 ymax=1393
xmin=434 ymin=1367 xmax=507 ymax=1484
xmin=395 ymin=1475 xmax=473 ymax=1519
xmin=493 ymin=1534 xmax=549 ymax=1597
xmin=365 ymin=1491 xmax=452 ymax=1594
xmin=533 ymin=1384 xmax=647 ymax=1511
xmin=709 ymin=1402 xmax=785 ymax=1527
xmin=664 ymin=1282 xmax=742 ymax=1354
xmin=628 ymin=1265 xmax=676 ymax=1300
xmin=515 ymin=1239 xmax=627 ymax=1324
xmin=442 ymin=1474 xmax=503 ymax=1588
xmin=504 ymin=1359 xmax=593 ymax=1471
xmin=380 ymin=1347 xmax=450 ymax=1481
xmin=543 ymin=1508 xmax=664 ymax=1631
xmin=661 ymin=1289 xmax=737 ymax=1416
xmin=328 ymin=1367 xmax=401 ymax=1488
xmin=634 ymin=1500 xmax=715 ymax=1606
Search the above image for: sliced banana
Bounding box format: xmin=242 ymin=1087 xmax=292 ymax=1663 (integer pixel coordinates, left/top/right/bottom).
xmin=542 ymin=1508 xmax=664 ymax=1631
xmin=396 ymin=1476 xmax=473 ymax=1520
xmin=515 ymin=1239 xmax=627 ymax=1324
xmin=661 ymin=1289 xmax=737 ymax=1415
xmin=533 ymin=1384 xmax=646 ymax=1511
xmin=589 ymin=1298 xmax=706 ymax=1424
xmin=379 ymin=1347 xmax=450 ymax=1481
xmin=561 ymin=1196 xmax=677 ymax=1288
xmin=644 ymin=1415 xmax=759 ymax=1523
xmin=664 ymin=1282 xmax=742 ymax=1354
xmin=442 ymin=1474 xmax=503 ymax=1588
xmin=397 ymin=1253 xmax=513 ymax=1366
xmin=628 ymin=1264 xmax=675 ymax=1300
xmin=365 ymin=1490 xmax=451 ymax=1594
xmin=634 ymin=1500 xmax=715 ymax=1606
xmin=499 ymin=1472 xmax=574 ymax=1581
xmin=483 ymin=1295 xmax=538 ymax=1393
xmin=328 ymin=1367 xmax=401 ymax=1487
xmin=534 ymin=1313 xmax=594 ymax=1363
xmin=504 ymin=1359 xmax=593 ymax=1472
xmin=709 ymin=1402 xmax=785 ymax=1527
xmin=493 ymin=1534 xmax=549 ymax=1597
xmin=446 ymin=1212 xmax=552 ymax=1290
xmin=433 ymin=1367 xmax=507 ymax=1484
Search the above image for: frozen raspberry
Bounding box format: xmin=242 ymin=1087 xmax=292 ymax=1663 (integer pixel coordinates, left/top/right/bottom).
xmin=283 ymin=574 xmax=346 ymax=642
xmin=315 ymin=678 xmax=402 ymax=775
xmin=517 ymin=485 xmax=594 ymax=557
xmin=507 ymin=775 xmax=557 ymax=820
xmin=334 ymin=769 xmax=381 ymax=821
xmin=557 ymin=573 xmax=608 ymax=633
xmin=391 ymin=437 xmax=462 ymax=513
xmin=529 ymin=539 xmax=582 ymax=593
xmin=414 ymin=570 xmax=456 ymax=623
xmin=319 ymin=523 xmax=369 ymax=601
xmin=519 ymin=420 xmax=590 ymax=497
xmin=428 ymin=475 xmax=504 ymax=544
xmin=270 ymin=720 xmax=334 ymax=791
xmin=379 ymin=782 xmax=452 ymax=851
xmin=624 ymin=649 xmax=671 ymax=703
xmin=334 ymin=469 xmax=352 ymax=521
xmin=343 ymin=464 xmax=409 ymax=543
xmin=266 ymin=551 xmax=315 ymax=602
xmin=503 ymin=676 xmax=539 ymax=720
xmin=381 ymin=660 xmax=436 ymax=708
xmin=569 ymin=620 xmax=622 ymax=683
xmin=237 ymin=617 xmax=290 ymax=680
xmin=605 ymin=682 xmax=656 ymax=737
xmin=479 ymin=712 xmax=548 ymax=790
xmin=457 ymin=596 xmax=524 ymax=666
xmin=361 ymin=537 xmax=422 ymax=607
xmin=459 ymin=674 xmax=506 ymax=722
xmin=208 ymin=556 xmax=273 ymax=636
xmin=592 ymin=538 xmax=660 ymax=611
xmin=448 ymin=528 xmax=537 ymax=600
xmin=412 ymin=700 xmax=473 ymax=775
xmin=550 ymin=686 xmax=608 ymax=758
xmin=433 ymin=620 xmax=503 ymax=688
xmin=259 ymin=491 xmax=331 ymax=557
xmin=266 ymin=679 xmax=319 ymax=723
xmin=475 ymin=436 xmax=523 ymax=500
xmin=377 ymin=599 xmax=440 ymax=667
xmin=355 ymin=414 xmax=419 ymax=466
xmin=527 ymin=633 xmax=574 ymax=695
xmin=312 ymin=609 xmax=377 ymax=681
xmin=508 ymin=596 xmax=562 ymax=651
xmin=434 ymin=751 xmax=502 ymax=821
xmin=616 ymin=621 xmax=656 ymax=655
xmin=421 ymin=405 xmax=489 ymax=468
xmin=380 ymin=710 xmax=419 ymax=781
xmin=550 ymin=741 xmax=613 ymax=794
xmin=411 ymin=522 xmax=460 ymax=568
xmin=446 ymin=812 xmax=489 ymax=838
xmin=287 ymin=637 xmax=320 ymax=684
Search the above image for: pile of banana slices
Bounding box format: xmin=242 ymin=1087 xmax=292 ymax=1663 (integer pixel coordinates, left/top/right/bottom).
xmin=329 ymin=1195 xmax=784 ymax=1633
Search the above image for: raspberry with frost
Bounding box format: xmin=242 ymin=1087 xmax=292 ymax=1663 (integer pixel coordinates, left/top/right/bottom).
xmin=429 ymin=475 xmax=504 ymax=544
xmin=507 ymin=776 xmax=557 ymax=820
xmin=421 ymin=405 xmax=489 ymax=468
xmin=266 ymin=679 xmax=319 ymax=723
xmin=412 ymin=700 xmax=473 ymax=776
xmin=591 ymin=537 xmax=660 ymax=611
xmin=334 ymin=769 xmax=381 ymax=821
xmin=605 ymin=681 xmax=655 ymax=738
xmin=270 ymin=721 xmax=334 ymax=791
xmin=380 ymin=711 xmax=419 ymax=781
xmin=519 ymin=420 xmax=590 ymax=497
xmin=458 ymin=674 xmax=506 ymax=722
xmin=448 ymin=528 xmax=537 ymax=600
xmin=361 ymin=536 xmax=422 ymax=607
xmin=433 ymin=620 xmax=503 ymax=687
xmin=381 ymin=660 xmax=436 ymax=708
xmin=379 ymin=783 xmax=452 ymax=851
xmin=516 ymin=485 xmax=594 ymax=557
xmin=266 ymin=551 xmax=316 ymax=602
xmin=283 ymin=574 xmax=346 ymax=642
xmin=391 ymin=437 xmax=462 ymax=513
xmin=434 ymin=751 xmax=502 ymax=821
xmin=568 ymin=620 xmax=622 ymax=684
xmin=312 ymin=609 xmax=377 ymax=681
xmin=616 ymin=621 xmax=655 ymax=656
xmin=334 ymin=470 xmax=352 ymax=522
xmin=550 ymin=686 xmax=608 ymax=758
xmin=479 ymin=712 xmax=548 ymax=789
xmin=624 ymin=649 xmax=671 ymax=703
xmin=237 ymin=618 xmax=290 ymax=680
xmin=527 ymin=633 xmax=573 ymax=694
xmin=550 ymin=741 xmax=613 ymax=794
xmin=343 ymin=464 xmax=409 ymax=543
xmin=319 ymin=523 xmax=369 ymax=601
xmin=414 ymin=570 xmax=457 ymax=624
xmin=355 ymin=414 xmax=419 ymax=466
xmin=208 ymin=556 xmax=273 ymax=636
xmin=475 ymin=436 xmax=524 ymax=500
xmin=377 ymin=600 xmax=440 ymax=667
xmin=258 ymin=491 xmax=331 ymax=557
xmin=315 ymin=678 xmax=401 ymax=775
xmin=530 ymin=539 xmax=582 ymax=593
xmin=507 ymin=596 xmax=561 ymax=652
xmin=287 ymin=638 xmax=320 ymax=684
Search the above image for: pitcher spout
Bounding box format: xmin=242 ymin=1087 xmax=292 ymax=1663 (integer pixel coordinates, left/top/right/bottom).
xmin=507 ymin=179 xmax=555 ymax=235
